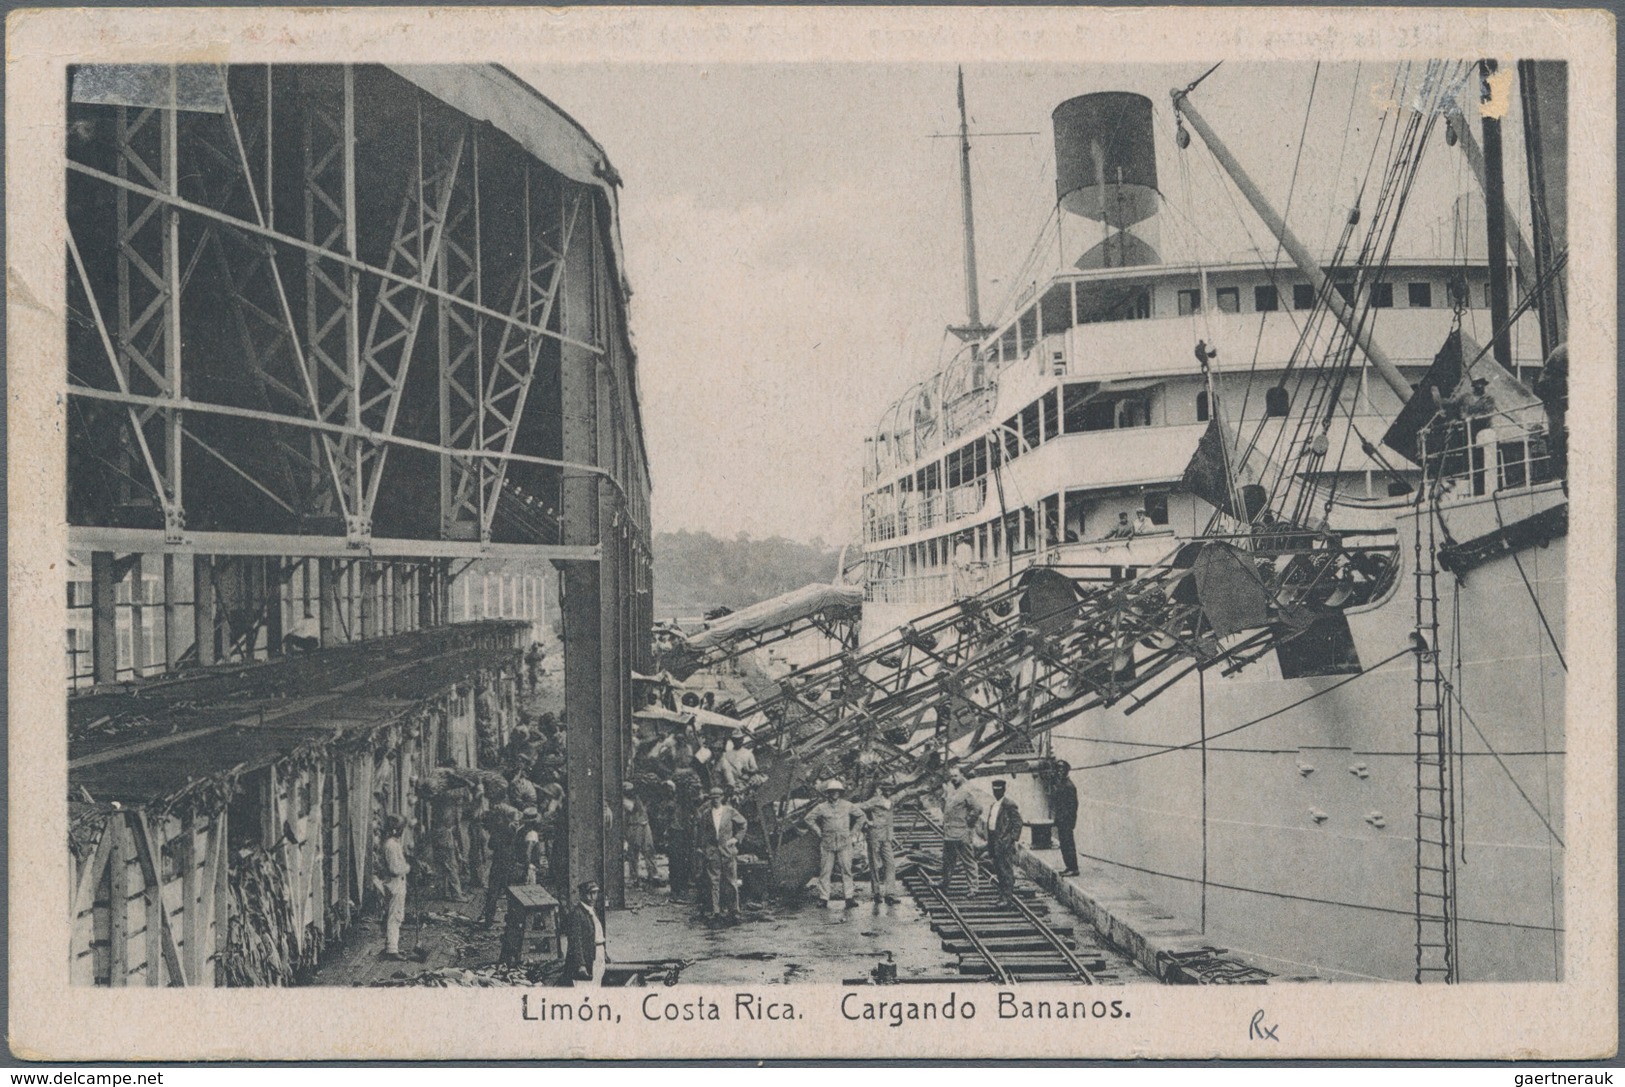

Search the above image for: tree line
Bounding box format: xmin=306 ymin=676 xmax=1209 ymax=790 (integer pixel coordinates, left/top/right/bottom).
xmin=653 ymin=529 xmax=842 ymax=619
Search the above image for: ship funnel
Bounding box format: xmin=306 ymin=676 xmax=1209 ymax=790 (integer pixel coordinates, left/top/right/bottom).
xmin=1053 ymin=92 xmax=1161 ymax=268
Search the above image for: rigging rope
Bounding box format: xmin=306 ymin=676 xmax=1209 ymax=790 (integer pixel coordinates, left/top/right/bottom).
xmin=1073 ymin=648 xmax=1409 ymax=771
xmin=1441 ymin=680 xmax=1565 ymax=848
xmin=1070 ymin=849 xmax=1562 ymax=933
xmin=1489 ymin=490 xmax=1568 ymax=672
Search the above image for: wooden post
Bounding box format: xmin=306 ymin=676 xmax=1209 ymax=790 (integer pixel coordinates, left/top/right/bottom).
xmin=339 ymin=558 xmax=352 ymax=636
xmin=182 ymin=815 xmax=202 ymax=983
xmin=91 ymin=551 xmax=118 ymax=684
xmin=128 ymin=813 xmax=180 ymax=985
xmin=380 ymin=564 xmax=394 ymax=637
xmin=359 ymin=561 xmax=376 ymax=640
xmin=1478 ymin=59 xmax=1514 ymax=373
xmin=397 ymin=564 xmax=411 ymax=632
xmin=212 ymin=813 xmax=229 ymax=986
xmin=108 ymin=814 xmax=130 ymax=986
xmin=597 ymin=368 xmax=626 ymax=909
xmin=318 ymin=558 xmax=338 ymax=646
xmin=437 ymin=559 xmax=451 ymax=625
xmin=192 ymin=554 xmax=216 ymax=666
xmin=128 ymin=554 xmax=147 ymax=678
xmin=265 ymin=557 xmax=285 ymax=657
xmin=162 ymin=553 xmax=181 ymax=670
xmin=558 ymin=188 xmax=606 ymax=900
xmin=418 ymin=563 xmax=435 ymax=629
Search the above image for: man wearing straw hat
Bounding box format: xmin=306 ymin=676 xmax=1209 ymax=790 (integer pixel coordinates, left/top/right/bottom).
xmin=696 ymin=786 xmax=748 ymax=923
xmin=806 ymin=779 xmax=867 ymax=908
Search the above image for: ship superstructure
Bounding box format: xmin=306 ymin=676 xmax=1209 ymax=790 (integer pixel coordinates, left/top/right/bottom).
xmin=850 ymin=64 xmax=1567 ymax=982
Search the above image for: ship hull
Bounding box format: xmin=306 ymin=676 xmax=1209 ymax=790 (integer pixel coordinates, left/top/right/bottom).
xmin=863 ymin=491 xmax=1566 ymax=982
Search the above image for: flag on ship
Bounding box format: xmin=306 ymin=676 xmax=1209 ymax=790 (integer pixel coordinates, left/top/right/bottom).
xmin=1179 ymin=415 xmax=1265 ymax=522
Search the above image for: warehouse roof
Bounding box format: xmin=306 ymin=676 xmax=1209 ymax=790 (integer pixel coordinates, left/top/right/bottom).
xmin=68 ymin=621 xmax=526 ymax=807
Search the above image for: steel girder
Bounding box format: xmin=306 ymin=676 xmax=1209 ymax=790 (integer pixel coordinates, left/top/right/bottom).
xmin=66 ymin=64 xmax=622 ymax=561
xmin=301 ymin=66 xmax=362 ymax=531
xmin=353 ymin=102 xmax=467 ymax=542
xmin=725 ymin=534 xmax=1401 ymax=829
xmin=479 ymin=183 xmax=580 ymax=542
xmin=112 ymin=100 xmax=184 ymax=541
xmin=437 ymin=129 xmax=485 ymax=539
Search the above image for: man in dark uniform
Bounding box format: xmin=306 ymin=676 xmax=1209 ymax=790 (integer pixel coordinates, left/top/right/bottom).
xmin=986 ymin=779 xmax=1024 ymax=903
xmin=562 ymin=880 xmax=606 ymax=985
xmin=1050 ymin=762 xmax=1080 ymax=876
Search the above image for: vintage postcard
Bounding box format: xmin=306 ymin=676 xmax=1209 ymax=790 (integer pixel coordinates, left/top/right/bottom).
xmin=7 ymin=4 xmax=1617 ymax=1062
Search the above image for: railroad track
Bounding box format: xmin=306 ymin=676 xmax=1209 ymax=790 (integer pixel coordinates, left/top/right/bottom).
xmin=895 ymin=810 xmax=1143 ymax=984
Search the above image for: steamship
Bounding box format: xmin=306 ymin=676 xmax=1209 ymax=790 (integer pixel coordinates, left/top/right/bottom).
xmin=856 ymin=66 xmax=1568 ymax=982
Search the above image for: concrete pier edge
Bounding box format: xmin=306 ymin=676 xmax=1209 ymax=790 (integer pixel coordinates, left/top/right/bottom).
xmin=1013 ymin=842 xmax=1300 ymax=984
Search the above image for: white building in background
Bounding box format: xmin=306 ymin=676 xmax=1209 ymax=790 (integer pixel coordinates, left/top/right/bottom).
xmin=447 ymin=559 xmax=559 ymax=646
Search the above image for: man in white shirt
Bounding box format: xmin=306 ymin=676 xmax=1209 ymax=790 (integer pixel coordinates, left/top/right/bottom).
xmin=378 ymin=815 xmax=411 ymax=960
xmin=718 ymin=730 xmax=759 ymax=796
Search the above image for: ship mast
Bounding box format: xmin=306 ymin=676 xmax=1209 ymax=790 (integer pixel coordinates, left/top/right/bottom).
xmin=948 ymin=68 xmax=994 ymax=343
xmin=957 ymin=66 xmax=983 ymax=330
xmin=1477 ymin=60 xmax=1515 ymax=372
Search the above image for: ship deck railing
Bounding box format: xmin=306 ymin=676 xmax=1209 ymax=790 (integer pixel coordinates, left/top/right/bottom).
xmin=1417 ymin=406 xmax=1558 ymax=498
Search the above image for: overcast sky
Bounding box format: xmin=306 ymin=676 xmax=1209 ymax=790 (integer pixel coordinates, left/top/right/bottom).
xmin=516 ymin=61 xmax=1520 ymax=545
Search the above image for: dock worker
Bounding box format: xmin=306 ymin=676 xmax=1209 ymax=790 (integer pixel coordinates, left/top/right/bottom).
xmin=623 ymin=781 xmax=659 ymax=888
xmin=697 ymin=786 xmax=748 ymax=923
xmin=477 ymin=798 xmax=521 ymax=928
xmin=1050 ymin=762 xmax=1080 ymax=877
xmin=805 ymin=779 xmax=867 ymax=908
xmin=525 ymin=642 xmax=544 ymax=691
xmin=666 ymin=764 xmax=703 ymax=901
xmin=513 ymin=806 xmax=544 ymax=884
xmin=649 ymin=727 xmax=679 ymax=774
xmin=508 ymin=765 xmax=538 ymax=810
xmin=501 ymin=725 xmax=532 ymax=766
xmin=562 ymin=880 xmax=607 ymax=986
xmin=378 ymin=815 xmax=411 ymax=960
xmin=939 ymin=769 xmax=982 ymax=892
xmin=986 ymin=780 xmax=1025 ymax=904
xmin=465 ymin=780 xmax=489 ymax=889
xmin=430 ymin=781 xmax=469 ymax=902
xmin=862 ymin=780 xmax=901 ymax=905
xmin=718 ymin=729 xmax=758 ymax=797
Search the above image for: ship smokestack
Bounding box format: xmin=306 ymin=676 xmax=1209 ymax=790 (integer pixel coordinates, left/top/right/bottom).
xmin=1052 ymin=92 xmax=1161 ymax=269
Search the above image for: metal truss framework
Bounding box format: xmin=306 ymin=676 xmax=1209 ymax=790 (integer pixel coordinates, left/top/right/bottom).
xmin=66 ymin=64 xmax=619 ymax=561
xmin=681 ymin=530 xmax=1401 ymax=876
xmin=65 ymin=63 xmax=654 ymax=918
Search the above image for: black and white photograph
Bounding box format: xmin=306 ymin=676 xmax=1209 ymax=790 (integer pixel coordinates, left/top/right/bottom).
xmin=7 ymin=5 xmax=1616 ymax=1063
